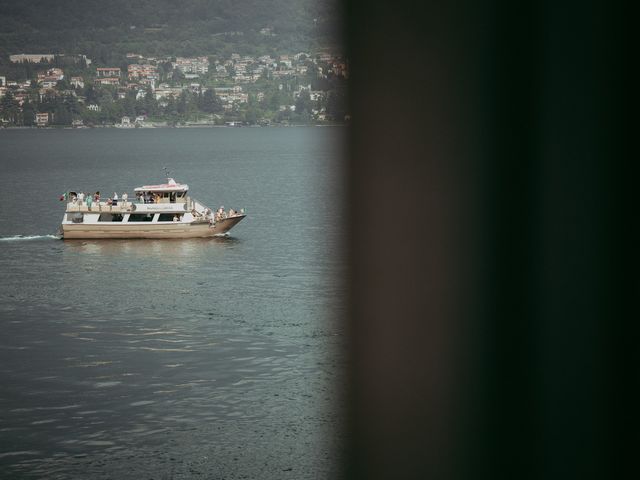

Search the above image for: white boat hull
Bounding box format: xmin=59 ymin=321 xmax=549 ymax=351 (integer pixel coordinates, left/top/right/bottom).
xmin=61 ymin=216 xmax=245 ymax=239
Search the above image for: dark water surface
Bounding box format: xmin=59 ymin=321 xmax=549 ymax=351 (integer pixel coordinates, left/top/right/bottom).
xmin=0 ymin=127 xmax=346 ymax=479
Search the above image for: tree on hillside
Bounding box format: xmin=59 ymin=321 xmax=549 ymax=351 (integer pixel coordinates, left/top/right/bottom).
xmin=0 ymin=90 xmax=20 ymax=124
xmin=177 ymin=91 xmax=187 ymax=115
xmin=171 ymin=68 xmax=185 ymax=84
xmin=122 ymin=91 xmax=136 ymax=117
xmin=200 ymin=89 xmax=222 ymax=113
xmin=52 ymin=99 xmax=72 ymax=125
xmin=84 ymin=85 xmax=99 ymax=104
xmin=22 ymin=99 xmax=36 ymax=126
xmin=326 ymin=89 xmax=346 ymax=121
xmin=143 ymin=87 xmax=159 ymax=116
xmin=55 ymin=78 xmax=70 ymax=91
xmin=295 ymin=89 xmax=312 ymax=115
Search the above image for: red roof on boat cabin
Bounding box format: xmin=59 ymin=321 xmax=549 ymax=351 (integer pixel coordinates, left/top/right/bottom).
xmin=134 ymin=178 xmax=189 ymax=192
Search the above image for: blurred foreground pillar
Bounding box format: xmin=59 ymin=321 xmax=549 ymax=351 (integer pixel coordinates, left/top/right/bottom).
xmin=345 ymin=1 xmax=630 ymax=479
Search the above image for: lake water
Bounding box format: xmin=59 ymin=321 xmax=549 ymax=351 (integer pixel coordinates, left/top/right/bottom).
xmin=0 ymin=127 xmax=346 ymax=479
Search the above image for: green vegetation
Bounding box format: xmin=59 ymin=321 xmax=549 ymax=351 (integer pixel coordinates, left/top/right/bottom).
xmin=0 ymin=53 xmax=348 ymax=127
xmin=0 ymin=0 xmax=342 ymax=60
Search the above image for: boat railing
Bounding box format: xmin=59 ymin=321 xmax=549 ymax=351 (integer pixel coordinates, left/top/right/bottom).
xmin=65 ymin=198 xmax=245 ymax=219
xmin=65 ymin=199 xmax=190 ymax=213
xmin=65 ymin=201 xmax=137 ymax=213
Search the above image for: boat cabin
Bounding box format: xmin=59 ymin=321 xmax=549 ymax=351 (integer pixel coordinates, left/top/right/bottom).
xmin=134 ymin=178 xmax=189 ymax=204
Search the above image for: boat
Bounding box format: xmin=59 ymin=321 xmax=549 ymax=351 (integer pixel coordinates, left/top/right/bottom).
xmin=59 ymin=178 xmax=245 ymax=239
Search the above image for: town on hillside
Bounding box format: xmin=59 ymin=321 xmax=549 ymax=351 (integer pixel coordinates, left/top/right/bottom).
xmin=0 ymin=51 xmax=348 ymax=127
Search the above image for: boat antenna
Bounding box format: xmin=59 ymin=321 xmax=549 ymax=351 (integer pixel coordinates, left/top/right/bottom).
xmin=162 ymin=166 xmax=171 ymax=179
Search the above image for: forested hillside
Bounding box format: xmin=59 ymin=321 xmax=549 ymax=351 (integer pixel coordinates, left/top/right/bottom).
xmin=0 ymin=0 xmax=341 ymax=60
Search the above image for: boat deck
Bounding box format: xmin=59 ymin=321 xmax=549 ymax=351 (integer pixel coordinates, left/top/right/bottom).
xmin=65 ymin=201 xmax=188 ymax=214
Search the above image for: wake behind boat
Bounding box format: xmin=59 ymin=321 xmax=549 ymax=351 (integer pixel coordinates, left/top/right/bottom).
xmin=59 ymin=178 xmax=245 ymax=239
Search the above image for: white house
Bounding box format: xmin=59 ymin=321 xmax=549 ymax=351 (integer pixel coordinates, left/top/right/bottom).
xmin=36 ymin=112 xmax=49 ymax=126
xmin=70 ymin=77 xmax=85 ymax=88
xmin=10 ymin=54 xmax=54 ymax=63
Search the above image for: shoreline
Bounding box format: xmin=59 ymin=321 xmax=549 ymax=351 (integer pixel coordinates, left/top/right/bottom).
xmin=0 ymin=123 xmax=348 ymax=130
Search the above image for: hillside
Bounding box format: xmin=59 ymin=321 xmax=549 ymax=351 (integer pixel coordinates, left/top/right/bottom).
xmin=0 ymin=0 xmax=342 ymax=59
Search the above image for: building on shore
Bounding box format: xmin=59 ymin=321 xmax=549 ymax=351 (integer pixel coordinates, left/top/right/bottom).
xmin=127 ymin=64 xmax=158 ymax=80
xmin=96 ymin=67 xmax=121 ymax=78
xmin=10 ymin=54 xmax=55 ymax=63
xmin=94 ymin=77 xmax=120 ymax=86
xmin=70 ymin=77 xmax=84 ymax=89
xmin=175 ymin=57 xmax=209 ymax=74
xmin=36 ymin=112 xmax=49 ymax=126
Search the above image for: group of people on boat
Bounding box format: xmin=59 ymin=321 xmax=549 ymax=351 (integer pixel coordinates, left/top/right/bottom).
xmin=62 ymin=191 xmax=133 ymax=210
xmin=61 ymin=191 xmax=101 ymax=209
xmin=208 ymin=206 xmax=244 ymax=222
xmin=136 ymin=192 xmax=170 ymax=204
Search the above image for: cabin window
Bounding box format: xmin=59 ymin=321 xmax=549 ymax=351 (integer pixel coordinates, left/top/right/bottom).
xmin=158 ymin=213 xmax=177 ymax=222
xmin=98 ymin=213 xmax=123 ymax=222
xmin=128 ymin=213 xmax=154 ymax=222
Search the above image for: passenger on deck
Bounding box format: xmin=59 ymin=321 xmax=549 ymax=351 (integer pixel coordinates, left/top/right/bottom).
xmin=78 ymin=192 xmax=85 ymax=204
xmin=86 ymin=194 xmax=92 ymax=210
xmin=113 ymin=192 xmax=118 ymax=206
xmin=122 ymin=192 xmax=128 ymax=205
xmin=173 ymin=214 xmax=179 ymax=222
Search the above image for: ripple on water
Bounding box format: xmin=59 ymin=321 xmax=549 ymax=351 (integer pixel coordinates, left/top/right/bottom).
xmin=129 ymin=401 xmax=155 ymax=407
xmin=0 ymin=451 xmax=42 ymax=459
xmin=93 ymin=381 xmax=122 ymax=388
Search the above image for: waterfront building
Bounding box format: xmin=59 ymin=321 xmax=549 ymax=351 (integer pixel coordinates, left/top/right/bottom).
xmin=96 ymin=67 xmax=121 ymax=78
xmin=10 ymin=54 xmax=55 ymax=63
xmin=36 ymin=112 xmax=49 ymax=126
xmin=127 ymin=64 xmax=159 ymax=81
xmin=70 ymin=77 xmax=84 ymax=88
xmin=175 ymin=57 xmax=209 ymax=74
xmin=154 ymin=85 xmax=184 ymax=100
xmin=94 ymin=77 xmax=120 ymax=86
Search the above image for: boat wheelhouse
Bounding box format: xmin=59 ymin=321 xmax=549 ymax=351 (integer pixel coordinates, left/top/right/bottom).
xmin=60 ymin=178 xmax=245 ymax=239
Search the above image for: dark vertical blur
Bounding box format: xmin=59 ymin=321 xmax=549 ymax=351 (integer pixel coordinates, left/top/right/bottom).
xmin=344 ymin=1 xmax=629 ymax=478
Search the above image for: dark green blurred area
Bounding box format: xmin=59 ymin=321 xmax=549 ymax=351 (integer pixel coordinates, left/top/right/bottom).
xmin=345 ymin=0 xmax=630 ymax=478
